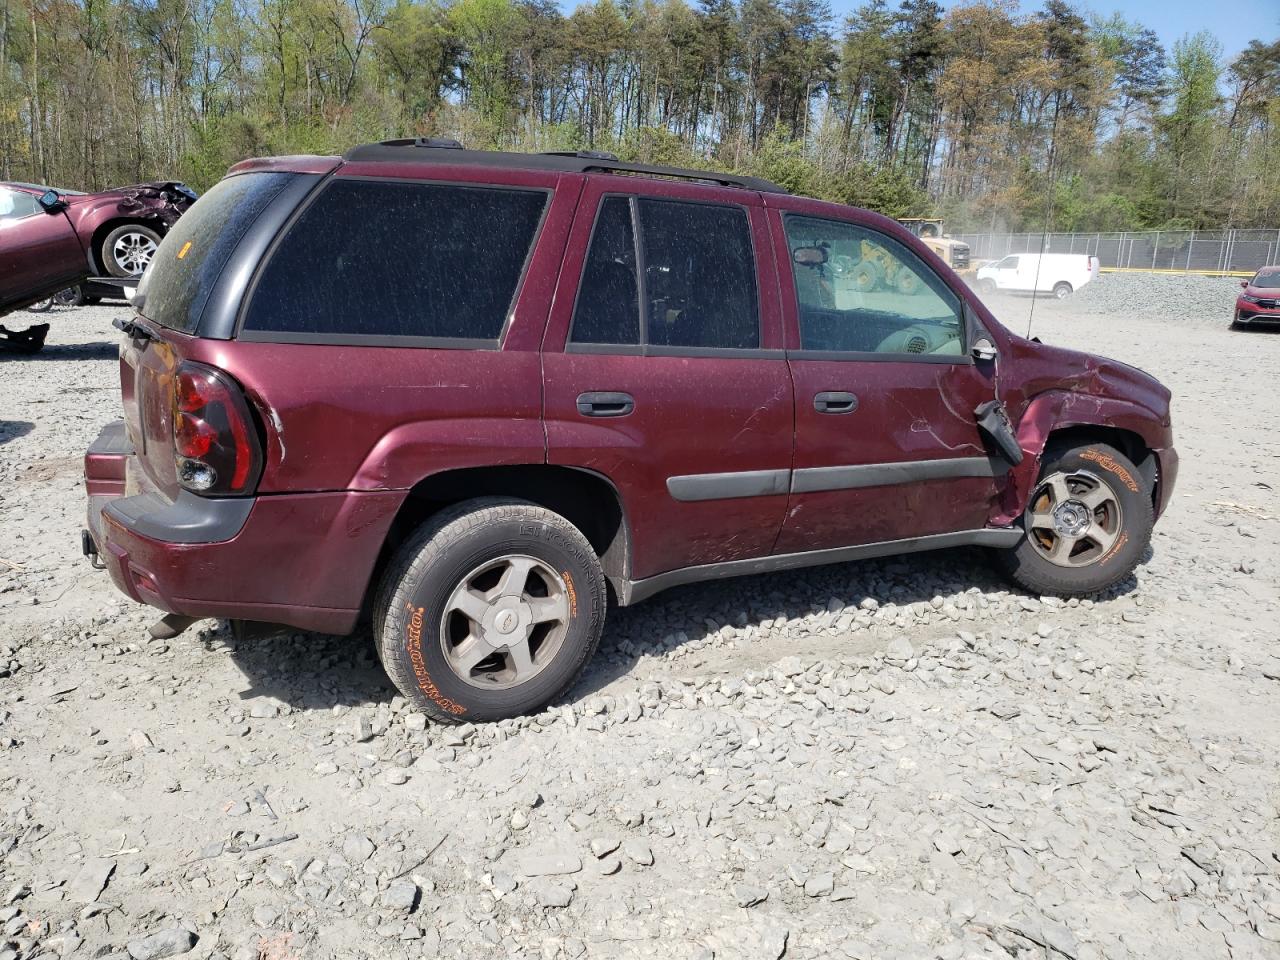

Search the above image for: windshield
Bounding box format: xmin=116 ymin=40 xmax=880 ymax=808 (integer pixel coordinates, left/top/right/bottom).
xmin=1252 ymin=270 xmax=1280 ymax=289
xmin=135 ymin=172 xmax=293 ymax=332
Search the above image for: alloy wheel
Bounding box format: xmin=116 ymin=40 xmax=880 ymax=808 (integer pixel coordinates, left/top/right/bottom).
xmin=113 ymin=232 xmax=158 ymax=275
xmin=439 ymin=554 xmax=571 ymax=689
xmin=1026 ymin=469 xmax=1123 ymax=567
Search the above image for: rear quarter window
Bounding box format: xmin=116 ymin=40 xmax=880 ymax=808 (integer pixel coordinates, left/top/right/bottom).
xmin=241 ymin=179 xmax=549 ymax=344
xmin=137 ymin=172 xmax=294 ymax=333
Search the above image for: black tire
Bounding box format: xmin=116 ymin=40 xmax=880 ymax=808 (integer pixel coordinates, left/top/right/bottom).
xmin=100 ymin=223 xmax=162 ymax=277
xmin=25 ymin=298 xmax=53 ymax=313
xmin=1052 ymin=281 xmax=1073 ymax=299
xmin=994 ymin=442 xmax=1153 ymax=597
xmin=373 ymin=497 xmax=606 ymax=724
xmin=978 ymin=278 xmax=997 ymax=296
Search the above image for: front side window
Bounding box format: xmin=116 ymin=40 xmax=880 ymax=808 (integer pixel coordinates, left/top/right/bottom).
xmin=244 ymin=180 xmax=548 ymax=342
xmin=784 ymin=216 xmax=965 ymax=357
xmin=0 ymin=187 xmax=41 ymax=221
xmin=997 ymin=255 xmax=1019 ymax=270
xmin=570 ymin=196 xmax=759 ymax=350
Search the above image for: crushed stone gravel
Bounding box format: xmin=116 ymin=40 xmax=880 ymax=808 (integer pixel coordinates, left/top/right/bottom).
xmin=1 ymin=274 xmax=1278 ymax=960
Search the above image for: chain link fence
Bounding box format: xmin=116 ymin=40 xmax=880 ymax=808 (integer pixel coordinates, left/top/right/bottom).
xmin=952 ymin=229 xmax=1280 ymax=274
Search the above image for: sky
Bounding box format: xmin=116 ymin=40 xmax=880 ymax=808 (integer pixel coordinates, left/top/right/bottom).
xmin=918 ymin=0 xmax=1280 ymax=61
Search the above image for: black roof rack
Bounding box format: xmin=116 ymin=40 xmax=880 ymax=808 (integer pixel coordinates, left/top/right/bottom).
xmin=341 ymin=139 xmax=787 ymax=194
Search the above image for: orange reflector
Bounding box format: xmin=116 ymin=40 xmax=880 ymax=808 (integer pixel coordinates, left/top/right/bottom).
xmin=177 ymin=241 xmax=192 ymax=259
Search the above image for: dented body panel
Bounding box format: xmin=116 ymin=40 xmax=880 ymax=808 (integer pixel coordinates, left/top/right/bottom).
xmin=83 ymin=148 xmax=1178 ymax=634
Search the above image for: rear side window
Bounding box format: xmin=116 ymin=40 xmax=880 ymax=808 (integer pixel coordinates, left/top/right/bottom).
xmin=139 ymin=172 xmax=293 ymax=333
xmin=570 ymin=196 xmax=759 ymax=351
xmin=243 ymin=180 xmax=548 ymax=343
xmin=571 ymin=197 xmax=639 ymax=345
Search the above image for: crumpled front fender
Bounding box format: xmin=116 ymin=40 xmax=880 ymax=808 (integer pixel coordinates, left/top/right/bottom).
xmin=991 ymin=389 xmax=1175 ymax=526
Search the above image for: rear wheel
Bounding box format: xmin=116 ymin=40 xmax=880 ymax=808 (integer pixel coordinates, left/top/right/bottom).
xmin=100 ymin=224 xmax=162 ymax=277
xmin=373 ymin=498 xmax=606 ymax=723
xmin=995 ymin=442 xmax=1152 ymax=597
xmin=978 ymin=278 xmax=997 ymax=296
xmin=1052 ymin=281 xmax=1073 ymax=299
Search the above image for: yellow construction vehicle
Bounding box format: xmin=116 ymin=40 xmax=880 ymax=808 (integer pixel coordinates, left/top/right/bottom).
xmin=896 ymin=218 xmax=972 ymax=275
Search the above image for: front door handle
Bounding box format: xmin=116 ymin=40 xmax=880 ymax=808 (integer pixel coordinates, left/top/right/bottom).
xmin=814 ymin=391 xmax=858 ymax=414
xmin=576 ymin=391 xmax=635 ymax=418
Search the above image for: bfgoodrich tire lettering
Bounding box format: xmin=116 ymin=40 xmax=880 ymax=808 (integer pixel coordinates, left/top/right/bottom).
xmin=995 ymin=442 xmax=1153 ymax=597
xmin=373 ymin=497 xmax=606 ymax=723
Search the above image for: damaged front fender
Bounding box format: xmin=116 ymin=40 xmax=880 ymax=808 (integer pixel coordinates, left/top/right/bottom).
xmin=991 ymin=338 xmax=1176 ymax=526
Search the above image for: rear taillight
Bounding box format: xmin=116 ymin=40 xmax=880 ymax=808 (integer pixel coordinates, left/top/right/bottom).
xmin=172 ymin=361 xmax=262 ymax=495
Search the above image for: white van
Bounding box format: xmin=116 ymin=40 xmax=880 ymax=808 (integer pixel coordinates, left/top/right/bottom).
xmin=975 ymin=253 xmax=1099 ymax=298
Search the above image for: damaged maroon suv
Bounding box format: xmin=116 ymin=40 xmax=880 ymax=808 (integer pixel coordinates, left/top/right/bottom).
xmin=83 ymin=140 xmax=1178 ymax=723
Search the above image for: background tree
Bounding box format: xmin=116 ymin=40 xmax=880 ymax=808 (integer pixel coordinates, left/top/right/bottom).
xmin=0 ymin=0 xmax=1275 ymax=231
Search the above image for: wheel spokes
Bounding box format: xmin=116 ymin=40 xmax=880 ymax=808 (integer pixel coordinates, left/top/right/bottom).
xmin=526 ymin=594 xmax=569 ymax=624
xmin=450 ymin=634 xmax=494 ymax=672
xmin=1027 ymin=468 xmax=1125 ymax=569
xmin=449 ymin=587 xmax=491 ymax=623
xmin=1078 ymin=484 xmax=1115 ymax=512
xmin=506 ymin=638 xmax=535 ymax=677
xmin=494 ymin=556 xmax=536 ymax=598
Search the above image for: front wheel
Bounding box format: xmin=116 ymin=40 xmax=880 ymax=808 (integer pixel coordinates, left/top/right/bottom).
xmin=100 ymin=224 xmax=162 ymax=277
xmin=994 ymin=442 xmax=1153 ymax=597
xmin=977 ymin=278 xmax=997 ymax=296
xmin=373 ymin=498 xmax=606 ymax=724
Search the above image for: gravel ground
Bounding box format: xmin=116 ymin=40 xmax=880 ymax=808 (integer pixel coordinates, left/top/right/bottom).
xmin=1 ymin=273 xmax=1278 ymax=960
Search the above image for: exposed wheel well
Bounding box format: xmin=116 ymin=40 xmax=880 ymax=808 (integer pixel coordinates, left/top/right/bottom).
xmin=1042 ymin=425 xmax=1158 ymax=504
xmin=89 ymin=218 xmax=163 ymax=273
xmin=365 ymin=465 xmax=630 ymax=615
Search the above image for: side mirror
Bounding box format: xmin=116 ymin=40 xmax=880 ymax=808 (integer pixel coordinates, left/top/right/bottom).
xmin=971 ymin=338 xmax=998 ymax=362
xmin=1240 ymin=280 xmax=1249 ymax=289
xmin=38 ymin=189 xmax=64 ymax=213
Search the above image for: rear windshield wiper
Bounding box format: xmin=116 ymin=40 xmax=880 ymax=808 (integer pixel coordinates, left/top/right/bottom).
xmin=112 ymin=315 xmax=156 ymax=342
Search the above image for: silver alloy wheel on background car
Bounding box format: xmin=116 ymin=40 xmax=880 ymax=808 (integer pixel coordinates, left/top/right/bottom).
xmin=1026 ymin=469 xmax=1123 ymax=567
xmin=112 ymin=230 xmax=158 ymax=275
xmin=439 ymin=554 xmax=571 ymax=689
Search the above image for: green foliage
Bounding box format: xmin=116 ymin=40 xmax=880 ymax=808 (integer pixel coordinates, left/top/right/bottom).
xmin=0 ymin=0 xmax=1276 ymax=229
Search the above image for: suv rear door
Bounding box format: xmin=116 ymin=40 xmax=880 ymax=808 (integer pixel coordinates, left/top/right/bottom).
xmin=543 ymin=176 xmax=793 ymax=582
xmin=768 ymin=200 xmax=1004 ymax=552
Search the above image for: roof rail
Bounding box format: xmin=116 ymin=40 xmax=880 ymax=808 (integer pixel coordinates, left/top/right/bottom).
xmin=340 ymin=141 xmax=788 ymax=194
xmin=541 ymin=149 xmax=620 ymax=162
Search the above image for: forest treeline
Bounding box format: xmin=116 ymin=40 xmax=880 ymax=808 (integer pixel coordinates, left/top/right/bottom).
xmin=1 ymin=0 xmax=1278 ymax=232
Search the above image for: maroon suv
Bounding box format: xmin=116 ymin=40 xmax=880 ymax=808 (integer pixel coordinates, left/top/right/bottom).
xmin=82 ymin=140 xmax=1178 ymax=722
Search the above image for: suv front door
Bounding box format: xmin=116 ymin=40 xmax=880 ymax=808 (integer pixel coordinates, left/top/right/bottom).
xmin=543 ymin=176 xmax=793 ymax=583
xmin=768 ymin=204 xmax=1004 ymax=553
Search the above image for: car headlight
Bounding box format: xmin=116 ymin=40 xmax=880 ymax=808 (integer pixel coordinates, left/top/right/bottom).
xmin=1242 ymin=294 xmax=1260 ymax=303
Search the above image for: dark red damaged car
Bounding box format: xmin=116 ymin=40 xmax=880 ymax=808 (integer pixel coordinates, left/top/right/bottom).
xmin=0 ymin=180 xmax=196 ymax=316
xmin=83 ymin=141 xmax=1178 ymax=724
xmin=1234 ymin=266 xmax=1280 ymax=328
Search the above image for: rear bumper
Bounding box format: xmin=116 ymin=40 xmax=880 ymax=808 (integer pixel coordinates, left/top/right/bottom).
xmin=84 ymin=421 xmax=403 ymax=634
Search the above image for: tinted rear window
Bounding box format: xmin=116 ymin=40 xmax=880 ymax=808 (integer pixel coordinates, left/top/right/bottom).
xmin=242 ymin=180 xmax=549 ymax=343
xmin=137 ymin=172 xmax=293 ymax=333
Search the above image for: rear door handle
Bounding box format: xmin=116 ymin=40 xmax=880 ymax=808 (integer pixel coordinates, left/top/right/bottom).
xmin=814 ymin=391 xmax=858 ymax=414
xmin=576 ymin=391 xmax=635 ymax=418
